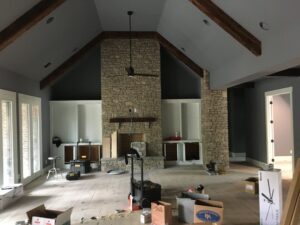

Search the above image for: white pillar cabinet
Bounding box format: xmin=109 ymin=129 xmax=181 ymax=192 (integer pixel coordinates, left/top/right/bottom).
xmin=161 ymin=99 xmax=202 ymax=165
xmin=50 ymin=100 xmax=102 ymax=169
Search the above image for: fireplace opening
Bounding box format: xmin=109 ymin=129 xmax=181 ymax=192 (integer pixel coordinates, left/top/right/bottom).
xmin=118 ymin=133 xmax=145 ymax=157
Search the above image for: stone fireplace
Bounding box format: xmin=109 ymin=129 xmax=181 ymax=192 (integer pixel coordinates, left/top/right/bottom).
xmin=100 ymin=38 xmax=164 ymax=171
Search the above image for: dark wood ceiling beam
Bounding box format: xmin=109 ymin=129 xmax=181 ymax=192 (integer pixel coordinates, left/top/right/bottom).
xmin=0 ymin=0 xmax=65 ymax=51
xmin=40 ymin=33 xmax=102 ymax=89
xmin=232 ymin=82 xmax=255 ymax=89
xmin=40 ymin=31 xmax=204 ymax=88
xmin=268 ymin=68 xmax=300 ymax=77
xmin=190 ymin=0 xmax=261 ymax=56
xmin=156 ymin=33 xmax=204 ymax=77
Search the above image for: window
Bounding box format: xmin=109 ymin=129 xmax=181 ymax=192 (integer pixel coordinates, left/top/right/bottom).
xmin=0 ymin=89 xmax=17 ymax=186
xmin=19 ymin=94 xmax=42 ymax=182
xmin=21 ymin=103 xmax=31 ymax=179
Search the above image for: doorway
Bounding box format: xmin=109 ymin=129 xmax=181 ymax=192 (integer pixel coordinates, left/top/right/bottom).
xmin=265 ymin=87 xmax=294 ymax=178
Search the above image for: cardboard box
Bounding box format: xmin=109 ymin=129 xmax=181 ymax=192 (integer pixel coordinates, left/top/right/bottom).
xmin=177 ymin=192 xmax=210 ymax=224
xmin=27 ymin=205 xmax=72 ymax=225
xmin=151 ymin=201 xmax=172 ymax=225
xmin=194 ymin=199 xmax=224 ymax=224
xmin=258 ymin=169 xmax=282 ymax=225
xmin=244 ymin=177 xmax=258 ymax=194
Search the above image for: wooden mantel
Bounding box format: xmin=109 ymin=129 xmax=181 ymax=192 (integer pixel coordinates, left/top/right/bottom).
xmin=109 ymin=117 xmax=156 ymax=127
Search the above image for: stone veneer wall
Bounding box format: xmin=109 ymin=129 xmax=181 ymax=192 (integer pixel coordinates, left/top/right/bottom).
xmin=201 ymin=70 xmax=229 ymax=171
xmin=101 ymin=39 xmax=162 ymax=156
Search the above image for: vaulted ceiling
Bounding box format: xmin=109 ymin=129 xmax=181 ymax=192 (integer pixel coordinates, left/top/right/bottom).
xmin=0 ymin=0 xmax=300 ymax=89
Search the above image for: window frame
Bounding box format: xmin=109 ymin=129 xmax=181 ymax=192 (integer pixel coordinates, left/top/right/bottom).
xmin=0 ymin=89 xmax=17 ymax=186
xmin=18 ymin=94 xmax=42 ymax=184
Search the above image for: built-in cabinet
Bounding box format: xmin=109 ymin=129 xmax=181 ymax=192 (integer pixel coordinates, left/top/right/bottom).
xmin=50 ymin=99 xmax=202 ymax=167
xmin=50 ymin=100 xmax=102 ymax=143
xmin=161 ymin=99 xmax=202 ymax=165
xmin=50 ymin=101 xmax=102 ymax=169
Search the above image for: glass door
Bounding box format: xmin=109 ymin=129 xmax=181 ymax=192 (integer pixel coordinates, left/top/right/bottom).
xmin=1 ymin=101 xmax=14 ymax=185
xmin=0 ymin=89 xmax=17 ymax=186
xmin=21 ymin=103 xmax=31 ymax=179
xmin=19 ymin=94 xmax=42 ymax=183
xmin=32 ymin=104 xmax=41 ymax=173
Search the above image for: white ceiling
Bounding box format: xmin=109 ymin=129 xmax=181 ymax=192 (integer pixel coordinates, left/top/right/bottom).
xmin=94 ymin=0 xmax=166 ymax=31
xmin=0 ymin=0 xmax=40 ymax=31
xmin=1 ymin=0 xmax=300 ymax=88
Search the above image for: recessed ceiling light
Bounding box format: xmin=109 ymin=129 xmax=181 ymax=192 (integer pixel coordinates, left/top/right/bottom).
xmin=259 ymin=21 xmax=270 ymax=31
xmin=44 ymin=62 xmax=52 ymax=68
xmin=203 ymin=19 xmax=210 ymax=26
xmin=46 ymin=17 xmax=55 ymax=24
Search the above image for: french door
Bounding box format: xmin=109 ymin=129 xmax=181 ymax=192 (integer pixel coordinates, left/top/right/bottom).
xmin=19 ymin=94 xmax=42 ymax=183
xmin=0 ymin=89 xmax=17 ymax=186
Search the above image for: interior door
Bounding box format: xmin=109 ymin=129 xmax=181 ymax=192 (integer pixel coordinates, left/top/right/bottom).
xmin=266 ymin=88 xmax=294 ymax=178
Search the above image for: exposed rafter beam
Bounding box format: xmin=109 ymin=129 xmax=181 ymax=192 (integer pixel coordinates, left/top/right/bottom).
xmin=101 ymin=32 xmax=203 ymax=76
xmin=156 ymin=33 xmax=204 ymax=77
xmin=268 ymin=68 xmax=300 ymax=77
xmin=40 ymin=33 xmax=102 ymax=89
xmin=0 ymin=0 xmax=65 ymax=51
xmin=190 ymin=0 xmax=261 ymax=56
xmin=231 ymin=82 xmax=255 ymax=89
xmin=40 ymin=31 xmax=204 ymax=89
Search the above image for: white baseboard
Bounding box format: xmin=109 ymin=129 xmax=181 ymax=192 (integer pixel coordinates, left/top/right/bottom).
xmin=246 ymin=157 xmax=268 ymax=169
xmin=22 ymin=165 xmax=52 ymax=186
xmin=230 ymin=152 xmax=246 ymax=162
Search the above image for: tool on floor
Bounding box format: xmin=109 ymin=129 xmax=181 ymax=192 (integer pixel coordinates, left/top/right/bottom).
xmin=206 ymin=160 xmax=219 ymax=175
xmin=125 ymin=148 xmax=161 ymax=209
xmin=66 ymin=171 xmax=80 ymax=180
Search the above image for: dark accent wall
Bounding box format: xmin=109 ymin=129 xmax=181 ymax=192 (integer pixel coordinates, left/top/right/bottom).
xmin=50 ymin=45 xmax=201 ymax=100
xmin=161 ymin=47 xmax=201 ymax=99
xmin=50 ymin=45 xmax=101 ymax=100
xmin=0 ymin=67 xmax=51 ymax=169
xmin=229 ymin=76 xmax=300 ymax=164
xmin=228 ymin=88 xmax=246 ymax=153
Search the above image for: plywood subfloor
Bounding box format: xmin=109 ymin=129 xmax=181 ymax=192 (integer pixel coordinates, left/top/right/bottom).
xmin=0 ymin=163 xmax=291 ymax=225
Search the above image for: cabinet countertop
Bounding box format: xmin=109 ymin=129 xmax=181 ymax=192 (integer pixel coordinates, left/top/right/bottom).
xmin=163 ymin=139 xmax=201 ymax=143
xmin=61 ymin=142 xmax=101 ymax=146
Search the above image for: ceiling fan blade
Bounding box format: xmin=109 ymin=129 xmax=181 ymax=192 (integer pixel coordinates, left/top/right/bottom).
xmin=134 ymin=73 xmax=159 ymax=78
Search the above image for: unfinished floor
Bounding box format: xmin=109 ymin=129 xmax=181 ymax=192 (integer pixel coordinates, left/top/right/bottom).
xmin=0 ymin=163 xmax=292 ymax=225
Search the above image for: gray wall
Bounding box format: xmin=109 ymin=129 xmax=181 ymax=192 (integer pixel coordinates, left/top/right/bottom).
xmin=161 ymin=47 xmax=201 ymax=99
xmin=229 ymin=76 xmax=300 ymax=163
xmin=0 ymin=66 xmax=51 ymax=169
xmin=51 ymin=45 xmax=101 ymax=100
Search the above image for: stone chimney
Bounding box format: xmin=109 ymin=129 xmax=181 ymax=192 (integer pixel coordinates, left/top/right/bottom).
xmin=101 ymin=38 xmax=162 ymax=158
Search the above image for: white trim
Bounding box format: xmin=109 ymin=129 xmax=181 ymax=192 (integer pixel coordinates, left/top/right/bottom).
xmin=246 ymin=157 xmax=268 ymax=169
xmin=229 ymin=152 xmax=246 ymax=162
xmin=265 ymin=87 xmax=294 ymax=173
xmin=264 ymin=87 xmax=293 ymax=97
xmin=18 ymin=94 xmax=43 ymax=184
xmin=50 ymin=100 xmax=101 ymax=105
xmin=162 ymin=99 xmax=201 ymax=104
xmin=0 ymin=89 xmax=18 ymax=185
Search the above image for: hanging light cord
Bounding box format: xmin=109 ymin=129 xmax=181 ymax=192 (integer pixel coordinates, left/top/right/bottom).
xmin=129 ymin=11 xmax=132 ymax=68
